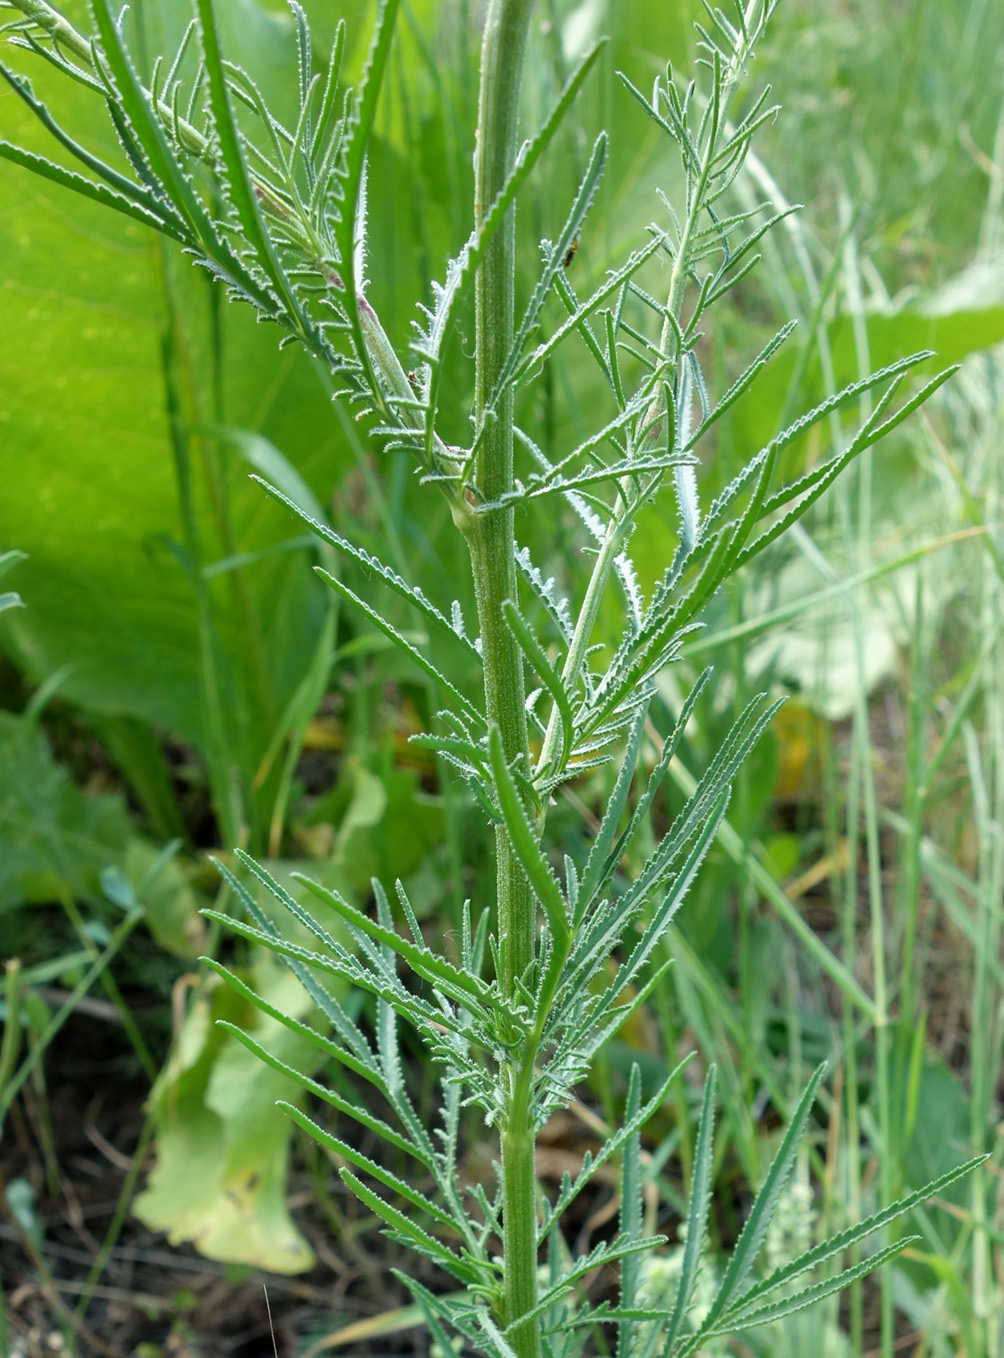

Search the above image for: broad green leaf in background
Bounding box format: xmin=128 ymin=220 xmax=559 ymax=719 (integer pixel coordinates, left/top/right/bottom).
xmin=0 ymin=709 xmax=132 ymax=913
xmin=298 ymin=759 xmax=446 ymax=908
xmin=134 ymin=956 xmax=322 ymax=1274
xmin=0 ymin=164 xmax=336 ymax=742
xmin=0 ymin=0 xmax=385 ymax=807
xmin=122 ymin=836 xmax=205 ymax=959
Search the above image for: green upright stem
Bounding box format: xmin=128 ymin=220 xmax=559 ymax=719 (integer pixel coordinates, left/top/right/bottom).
xmin=467 ymin=2 xmax=539 ymax=1354
xmin=468 ymin=0 xmax=536 ymax=993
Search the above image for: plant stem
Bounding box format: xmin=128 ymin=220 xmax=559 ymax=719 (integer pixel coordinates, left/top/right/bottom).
xmin=469 ymin=0 xmax=535 ymax=994
xmin=467 ymin=2 xmax=538 ymax=1353
xmin=0 ymin=961 xmax=22 ymax=1123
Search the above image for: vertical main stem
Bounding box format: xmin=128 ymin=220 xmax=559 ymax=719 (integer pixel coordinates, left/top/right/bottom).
xmin=469 ymin=0 xmax=536 ymax=994
xmin=467 ymin=3 xmax=538 ymax=1355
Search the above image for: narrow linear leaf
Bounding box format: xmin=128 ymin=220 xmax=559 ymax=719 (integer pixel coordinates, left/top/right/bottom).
xmin=315 ymin=566 xmax=485 ymax=726
xmin=257 ymin=475 xmax=480 ymax=658
xmin=695 ymin=1064 xmax=827 ymax=1337
xmin=280 ymin=1102 xmax=457 ymax=1230
xmin=488 ymin=725 xmax=570 ymax=946
xmin=503 ymin=600 xmax=575 ymax=776
xmin=340 ymin=1167 xmax=481 ymax=1285
xmin=0 ymin=61 xmax=189 ymax=233
xmin=292 ymin=874 xmax=494 ymax=1011
xmin=578 ymin=701 xmax=649 ymax=910
xmin=721 ymin=1153 xmax=987 ymax=1321
xmin=619 ymin=1063 xmax=645 ymax=1358
xmin=583 ymin=954 xmax=675 ymax=1061
xmin=405 ymin=1277 xmax=467 ymax=1358
xmin=89 ymin=0 xmax=218 ymax=245
xmin=518 ymin=233 xmax=666 ymax=381
xmin=730 ymin=370 xmax=953 ymax=572
xmin=490 ymin=132 xmax=608 ymax=410
xmin=213 ymin=1020 xmax=427 ymax=1165
xmin=662 ymin=1065 xmax=717 ymax=1352
xmin=203 ymin=907 xmax=472 ymax=1048
xmin=705 ymin=1238 xmax=919 ymax=1339
xmin=0 ymin=137 xmax=184 ymax=237
xmin=506 ymin=1236 xmax=665 ymax=1336
xmin=335 ymin=0 xmax=401 ymax=402
xmin=703 ymin=350 xmax=935 ymax=538
xmin=540 ymin=1056 xmax=691 ymax=1238
xmin=194 ymin=0 xmax=316 ymax=337
xmin=201 ymin=957 xmax=392 ymax=1101
xmin=689 ymin=319 xmax=796 ymax=444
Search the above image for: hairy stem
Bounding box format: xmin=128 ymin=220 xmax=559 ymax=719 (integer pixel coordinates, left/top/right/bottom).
xmin=469 ymin=0 xmax=536 ymax=995
xmin=467 ymin=1 xmax=538 ymax=1353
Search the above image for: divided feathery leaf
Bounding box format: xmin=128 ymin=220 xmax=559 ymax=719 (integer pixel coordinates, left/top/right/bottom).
xmin=0 ymin=2 xmax=976 ymax=1351
xmin=203 ymin=961 xmax=393 ymax=1104
xmin=333 ymin=0 xmax=400 ymax=406
xmin=193 ymin=0 xmax=316 ymax=343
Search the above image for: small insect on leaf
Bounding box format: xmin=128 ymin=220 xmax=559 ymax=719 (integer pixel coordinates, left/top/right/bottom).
xmin=563 ymin=235 xmax=579 ymax=268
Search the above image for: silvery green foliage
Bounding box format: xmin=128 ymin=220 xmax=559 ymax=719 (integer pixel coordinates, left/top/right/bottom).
xmin=0 ymin=1 xmax=980 ymax=1354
